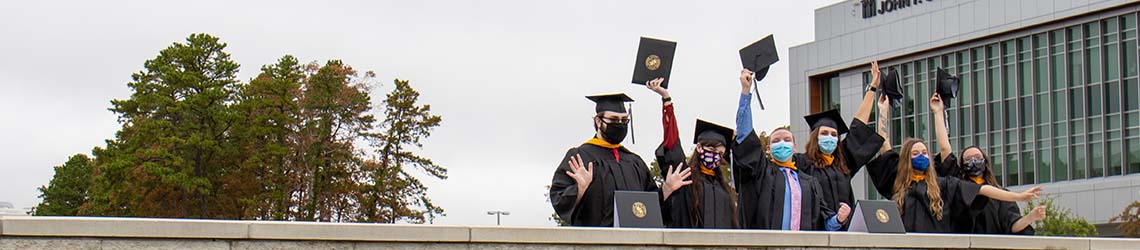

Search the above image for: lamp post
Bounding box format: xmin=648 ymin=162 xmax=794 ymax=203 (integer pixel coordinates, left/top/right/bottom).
xmin=486 ymin=210 xmax=510 ymax=225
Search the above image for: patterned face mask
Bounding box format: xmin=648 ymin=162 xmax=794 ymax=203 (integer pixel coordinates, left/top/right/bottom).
xmin=964 ymin=158 xmax=986 ymax=177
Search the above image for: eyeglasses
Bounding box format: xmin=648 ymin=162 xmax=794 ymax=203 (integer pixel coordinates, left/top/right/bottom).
xmin=598 ymin=116 xmax=631 ymax=124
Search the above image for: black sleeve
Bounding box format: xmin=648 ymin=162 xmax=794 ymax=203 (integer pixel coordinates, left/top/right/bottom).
xmin=549 ymin=147 xmax=584 ymax=224
xmin=941 ymin=177 xmax=984 ymax=216
xmin=655 ymin=140 xmax=687 ymax=179
xmin=813 ymin=179 xmax=836 ymax=230
xmin=934 ymin=152 xmax=961 ymax=178
xmin=865 ymin=150 xmax=900 ymax=198
xmin=732 ymin=131 xmax=766 ymax=187
xmin=842 ymin=119 xmax=886 ymax=176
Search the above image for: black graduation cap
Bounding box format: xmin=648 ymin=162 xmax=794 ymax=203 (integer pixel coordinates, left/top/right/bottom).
xmin=632 ymin=37 xmax=677 ymax=89
xmin=803 ymin=109 xmax=849 ymax=135
xmin=586 ymin=93 xmax=634 ymax=113
xmin=739 ymin=35 xmax=779 ymax=110
xmin=879 ymin=67 xmax=903 ymax=107
xmin=936 ymin=67 xmax=960 ymax=108
xmin=694 ymin=119 xmax=735 ymax=148
xmin=585 ymin=92 xmax=637 ymax=144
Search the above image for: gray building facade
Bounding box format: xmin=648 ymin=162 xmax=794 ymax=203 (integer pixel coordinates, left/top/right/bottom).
xmin=789 ymin=0 xmax=1140 ymax=233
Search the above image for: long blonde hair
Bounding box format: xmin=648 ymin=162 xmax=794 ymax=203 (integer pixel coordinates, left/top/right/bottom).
xmin=891 ymin=138 xmax=944 ymax=221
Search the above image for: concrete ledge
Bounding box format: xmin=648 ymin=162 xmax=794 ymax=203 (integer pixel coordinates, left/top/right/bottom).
xmin=970 ymin=234 xmax=1091 ymax=250
xmin=662 ymin=228 xmax=830 ymax=247
xmin=470 ymin=226 xmax=660 ymax=245
xmin=248 ymin=221 xmax=469 ymax=242
xmin=0 ymin=217 xmax=247 ymax=239
xmin=1 ymin=217 xmax=1139 ymax=249
xmin=830 ymin=232 xmax=970 ymax=249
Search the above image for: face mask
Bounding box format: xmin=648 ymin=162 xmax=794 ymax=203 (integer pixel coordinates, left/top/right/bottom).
xmin=817 ymin=135 xmax=838 ymax=154
xmin=964 ymin=158 xmax=986 ymax=176
xmin=700 ymin=150 xmax=721 ymax=170
xmin=600 ymin=122 xmax=627 ymax=144
xmin=911 ymin=154 xmax=930 ymax=172
xmin=770 ymin=141 xmax=794 ymax=162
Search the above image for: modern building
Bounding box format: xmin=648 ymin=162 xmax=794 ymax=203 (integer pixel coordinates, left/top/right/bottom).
xmin=790 ymin=0 xmax=1140 ymax=235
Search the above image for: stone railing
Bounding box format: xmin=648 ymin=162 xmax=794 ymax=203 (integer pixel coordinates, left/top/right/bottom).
xmin=0 ymin=216 xmax=1136 ymax=249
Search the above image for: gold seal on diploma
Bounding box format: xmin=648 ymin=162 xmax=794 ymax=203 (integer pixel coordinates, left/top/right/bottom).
xmin=632 ymin=202 xmax=648 ymax=218
xmin=876 ymin=209 xmax=890 ymax=223
xmin=645 ymin=54 xmax=661 ymax=71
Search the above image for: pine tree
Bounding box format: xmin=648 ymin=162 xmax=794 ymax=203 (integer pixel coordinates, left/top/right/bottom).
xmin=34 ymin=154 xmax=94 ymax=216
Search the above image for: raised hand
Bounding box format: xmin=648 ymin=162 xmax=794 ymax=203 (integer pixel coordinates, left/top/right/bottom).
xmin=564 ymin=154 xmax=594 ymax=197
xmin=870 ymin=60 xmax=881 ymax=88
xmin=647 ymin=77 xmax=669 ymax=98
xmin=1018 ymin=186 xmax=1044 ymax=201
xmin=837 ymin=202 xmax=852 ymax=223
xmin=930 ymin=93 xmax=945 ymax=113
xmin=662 ymin=163 xmax=693 ymax=200
xmin=1027 ymin=205 xmax=1047 ymax=221
xmin=740 ymin=69 xmax=754 ymax=93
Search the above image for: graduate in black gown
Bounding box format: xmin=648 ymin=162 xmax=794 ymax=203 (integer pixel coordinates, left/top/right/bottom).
xmin=862 ymin=92 xmax=1044 ymax=233
xmin=924 ymin=92 xmax=1046 ymax=235
xmin=798 ymin=62 xmax=886 ymax=227
xmin=549 ymin=92 xmax=689 ymax=227
xmin=733 ymin=69 xmax=851 ymax=231
xmin=648 ymin=78 xmax=739 ymax=229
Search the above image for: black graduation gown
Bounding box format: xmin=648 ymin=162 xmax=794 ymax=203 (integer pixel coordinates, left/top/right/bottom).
xmin=799 ymin=119 xmax=884 ymax=214
xmin=654 ymin=141 xmax=737 ymax=229
xmin=549 ymin=143 xmax=660 ymax=227
xmin=865 ymin=150 xmax=983 ymax=233
xmin=733 ymin=131 xmax=835 ymax=230
xmin=933 ymin=153 xmax=1034 ymax=235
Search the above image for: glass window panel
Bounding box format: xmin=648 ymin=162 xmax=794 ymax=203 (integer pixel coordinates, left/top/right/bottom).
xmin=1070 ymin=51 xmax=1084 ymax=86
xmin=991 ymin=103 xmax=1002 ymax=132
xmin=1053 ymin=54 xmax=1067 ymax=89
xmin=1125 ymin=40 xmax=1137 ymax=77
xmin=990 ymin=68 xmax=1002 ymax=100
xmin=1107 ymin=43 xmax=1120 ymax=81
xmin=1039 ymin=124 xmax=1051 ymax=139
xmin=1006 ymin=100 xmax=1017 ymax=129
xmin=1129 ymin=137 xmax=1140 ymax=174
xmin=993 ymin=153 xmax=1005 ymax=185
xmin=1073 ymin=145 xmax=1087 ymax=179
xmin=1006 ymin=154 xmax=1019 ymax=186
xmin=1127 ymin=79 xmax=1139 ymax=111
xmin=1021 ymin=97 xmax=1033 ymax=127
xmin=1005 ymin=65 xmax=1017 ymax=98
xmin=1091 ymin=143 xmax=1104 ymax=178
xmin=1129 ymin=112 xmax=1139 ymax=128
xmin=1091 ymin=117 xmax=1104 ymax=133
xmin=1072 ymin=88 xmax=1085 ymax=118
xmin=1023 ymin=150 xmax=1036 ymax=184
xmin=1036 ymin=58 xmax=1048 ymax=93
xmin=1055 ymin=145 xmax=1070 ymax=181
xmin=1110 ymin=140 xmax=1123 ymax=176
xmin=1054 ymin=92 xmax=1069 ymax=120
xmin=1055 ymin=122 xmax=1069 ymax=137
xmin=1089 ymin=47 xmax=1102 ymax=83
xmin=1108 ymin=81 xmax=1121 ymax=114
xmin=1037 ymin=94 xmax=1050 ymax=124
xmin=1044 ymin=146 xmax=1048 ymax=183
xmin=1089 ymin=84 xmax=1103 ymax=116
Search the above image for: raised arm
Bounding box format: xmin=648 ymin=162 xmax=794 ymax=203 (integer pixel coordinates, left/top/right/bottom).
xmin=931 ymin=93 xmax=953 ymax=161
xmin=980 ymin=185 xmax=1043 ymax=202
xmin=876 ymin=95 xmax=892 ymax=154
xmin=736 ymin=69 xmax=755 ymax=143
xmin=854 ymin=61 xmax=882 ymax=123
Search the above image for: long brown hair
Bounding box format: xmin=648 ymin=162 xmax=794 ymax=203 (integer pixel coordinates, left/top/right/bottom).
xmin=686 ymin=146 xmax=740 ymax=228
xmin=891 ymin=138 xmax=944 ymax=221
xmin=958 ymin=146 xmax=1001 ymax=188
xmin=805 ymin=127 xmax=850 ymax=175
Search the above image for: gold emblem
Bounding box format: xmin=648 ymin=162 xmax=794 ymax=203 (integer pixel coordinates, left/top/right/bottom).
xmin=875 ymin=209 xmax=890 ymax=223
xmin=632 ymin=202 xmax=648 ymax=218
xmin=645 ymin=54 xmax=661 ymax=71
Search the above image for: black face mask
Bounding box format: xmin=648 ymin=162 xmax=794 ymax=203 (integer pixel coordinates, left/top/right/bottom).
xmin=600 ymin=122 xmax=628 ymax=144
xmin=963 ymin=158 xmax=986 ymax=177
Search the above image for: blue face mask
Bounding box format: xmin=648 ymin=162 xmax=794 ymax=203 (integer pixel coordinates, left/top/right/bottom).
xmin=770 ymin=141 xmax=795 ymax=162
xmin=911 ymin=154 xmax=930 ymax=172
xmin=817 ymin=135 xmax=838 ymax=155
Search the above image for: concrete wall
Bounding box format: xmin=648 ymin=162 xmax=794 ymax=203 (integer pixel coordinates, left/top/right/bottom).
xmin=1 ymin=217 xmax=1137 ymax=250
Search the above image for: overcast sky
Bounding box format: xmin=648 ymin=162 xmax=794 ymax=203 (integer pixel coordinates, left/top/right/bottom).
xmin=0 ymin=0 xmax=843 ymax=226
